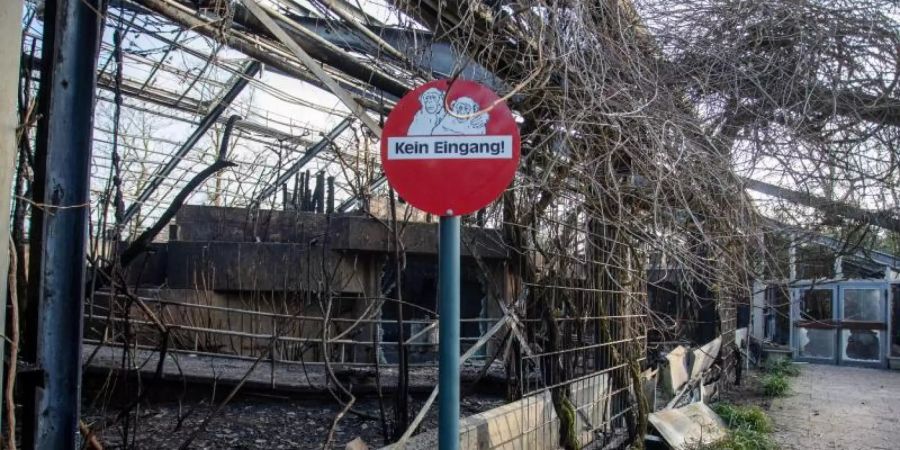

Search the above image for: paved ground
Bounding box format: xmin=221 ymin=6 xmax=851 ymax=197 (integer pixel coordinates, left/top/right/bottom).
xmin=767 ymin=364 xmax=900 ymax=450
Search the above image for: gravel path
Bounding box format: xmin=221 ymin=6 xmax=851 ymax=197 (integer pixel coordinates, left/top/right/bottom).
xmin=767 ymin=364 xmax=900 ymax=450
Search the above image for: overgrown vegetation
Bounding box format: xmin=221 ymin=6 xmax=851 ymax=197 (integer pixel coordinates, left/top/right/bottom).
xmin=713 ymin=403 xmax=772 ymax=433
xmin=692 ymin=403 xmax=778 ymax=450
xmin=696 ymin=428 xmax=779 ymax=450
xmin=760 ymin=358 xmax=799 ymax=397
xmin=762 ymin=373 xmax=790 ymax=397
xmin=764 ymin=358 xmax=801 ymax=378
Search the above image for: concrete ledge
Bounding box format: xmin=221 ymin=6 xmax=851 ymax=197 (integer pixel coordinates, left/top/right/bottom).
xmin=888 ymin=357 xmax=900 ymax=370
xmin=165 ymin=241 xmax=366 ymax=292
xmin=762 ymin=347 xmax=794 ymax=362
xmin=330 ymin=215 xmax=508 ymax=259
xmin=174 ymin=205 xmax=509 ymax=259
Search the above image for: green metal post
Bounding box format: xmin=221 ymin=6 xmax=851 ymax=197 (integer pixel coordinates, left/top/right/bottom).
xmin=438 ymin=215 xmax=460 ymax=450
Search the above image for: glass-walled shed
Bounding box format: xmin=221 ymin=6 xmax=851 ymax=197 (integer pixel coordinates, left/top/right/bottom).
xmin=752 ymin=235 xmax=900 ymax=368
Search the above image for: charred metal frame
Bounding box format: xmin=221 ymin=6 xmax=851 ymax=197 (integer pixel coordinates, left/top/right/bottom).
xmin=20 ymin=0 xmax=895 ymax=446
xmin=120 ymin=60 xmax=261 ymax=226
xmin=21 ymin=0 xmax=102 ymax=448
xmin=252 ymin=116 xmax=355 ymax=206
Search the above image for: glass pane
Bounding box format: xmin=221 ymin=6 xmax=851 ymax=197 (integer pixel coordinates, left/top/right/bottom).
xmin=842 ymin=289 xmax=884 ymax=322
xmin=799 ymin=289 xmax=833 ymax=321
xmin=797 ymin=328 xmax=835 ymax=358
xmin=841 ymin=329 xmax=881 ymax=362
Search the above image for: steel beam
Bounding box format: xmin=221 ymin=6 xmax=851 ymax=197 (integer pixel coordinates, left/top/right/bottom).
xmin=121 ymin=60 xmax=260 ymax=226
xmin=337 ymin=174 xmax=385 ymax=212
xmin=273 ymin=15 xmax=504 ymax=90
xmin=252 ymin=117 xmax=354 ymax=205
xmin=743 ymin=177 xmax=900 ymax=234
xmin=128 ymin=0 xmax=503 ymax=97
xmin=21 ymin=0 xmax=102 ymax=447
xmin=125 ymin=0 xmax=390 ymax=113
xmin=132 ymin=0 xmax=408 ymax=99
xmin=763 ymin=218 xmax=900 ymax=270
xmin=21 ymin=52 xmax=317 ymax=147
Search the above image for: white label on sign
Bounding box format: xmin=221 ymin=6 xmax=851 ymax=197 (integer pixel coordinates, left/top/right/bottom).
xmin=387 ymin=136 xmax=513 ymax=160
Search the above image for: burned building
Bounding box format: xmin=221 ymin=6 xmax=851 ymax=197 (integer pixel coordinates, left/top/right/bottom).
xmin=89 ymin=205 xmax=510 ymax=367
xmin=12 ymin=0 xmax=898 ymax=448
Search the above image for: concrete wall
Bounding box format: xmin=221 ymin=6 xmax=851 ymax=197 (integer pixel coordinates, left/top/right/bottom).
xmin=135 ymin=205 xmax=510 ymax=294
xmin=108 ymin=205 xmax=512 ymax=365
xmin=165 ymin=241 xmax=369 ymax=294
xmin=174 ymin=205 xmax=508 ymax=259
xmin=175 ymin=205 xmax=328 ymax=243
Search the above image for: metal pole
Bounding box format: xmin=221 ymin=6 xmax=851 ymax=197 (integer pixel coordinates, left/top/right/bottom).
xmin=438 ymin=215 xmax=460 ymax=450
xmin=22 ymin=0 xmax=101 ymax=447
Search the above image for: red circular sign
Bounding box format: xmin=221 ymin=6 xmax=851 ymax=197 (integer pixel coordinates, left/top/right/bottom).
xmin=381 ymin=79 xmax=520 ymax=216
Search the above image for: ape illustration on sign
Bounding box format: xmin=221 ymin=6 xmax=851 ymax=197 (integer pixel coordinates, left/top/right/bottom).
xmin=381 ymin=79 xmax=521 ymax=216
xmin=408 ymin=88 xmax=488 ymax=135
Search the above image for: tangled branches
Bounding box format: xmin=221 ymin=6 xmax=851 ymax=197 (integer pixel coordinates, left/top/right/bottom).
xmin=387 ymin=1 xmax=898 ymax=443
xmin=395 ymin=0 xmax=899 ymax=334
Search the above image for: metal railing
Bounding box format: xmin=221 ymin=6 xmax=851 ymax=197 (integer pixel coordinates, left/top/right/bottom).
xmin=84 ymin=292 xmax=499 ymax=367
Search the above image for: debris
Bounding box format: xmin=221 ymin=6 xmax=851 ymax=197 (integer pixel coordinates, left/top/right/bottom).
xmin=648 ymin=402 xmax=727 ymax=449
xmin=734 ymin=327 xmax=747 ymax=350
xmin=346 ymin=437 xmax=369 ymax=450
xmin=701 ymin=382 xmax=718 ymax=403
xmin=641 ymin=368 xmax=659 ymax=411
xmin=663 ymin=346 xmax=689 ymax=394
xmin=690 ymin=337 xmax=722 ymax=380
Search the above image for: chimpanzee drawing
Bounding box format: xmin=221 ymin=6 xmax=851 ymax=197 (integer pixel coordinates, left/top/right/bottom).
xmin=406 ymin=87 xmax=488 ymax=136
